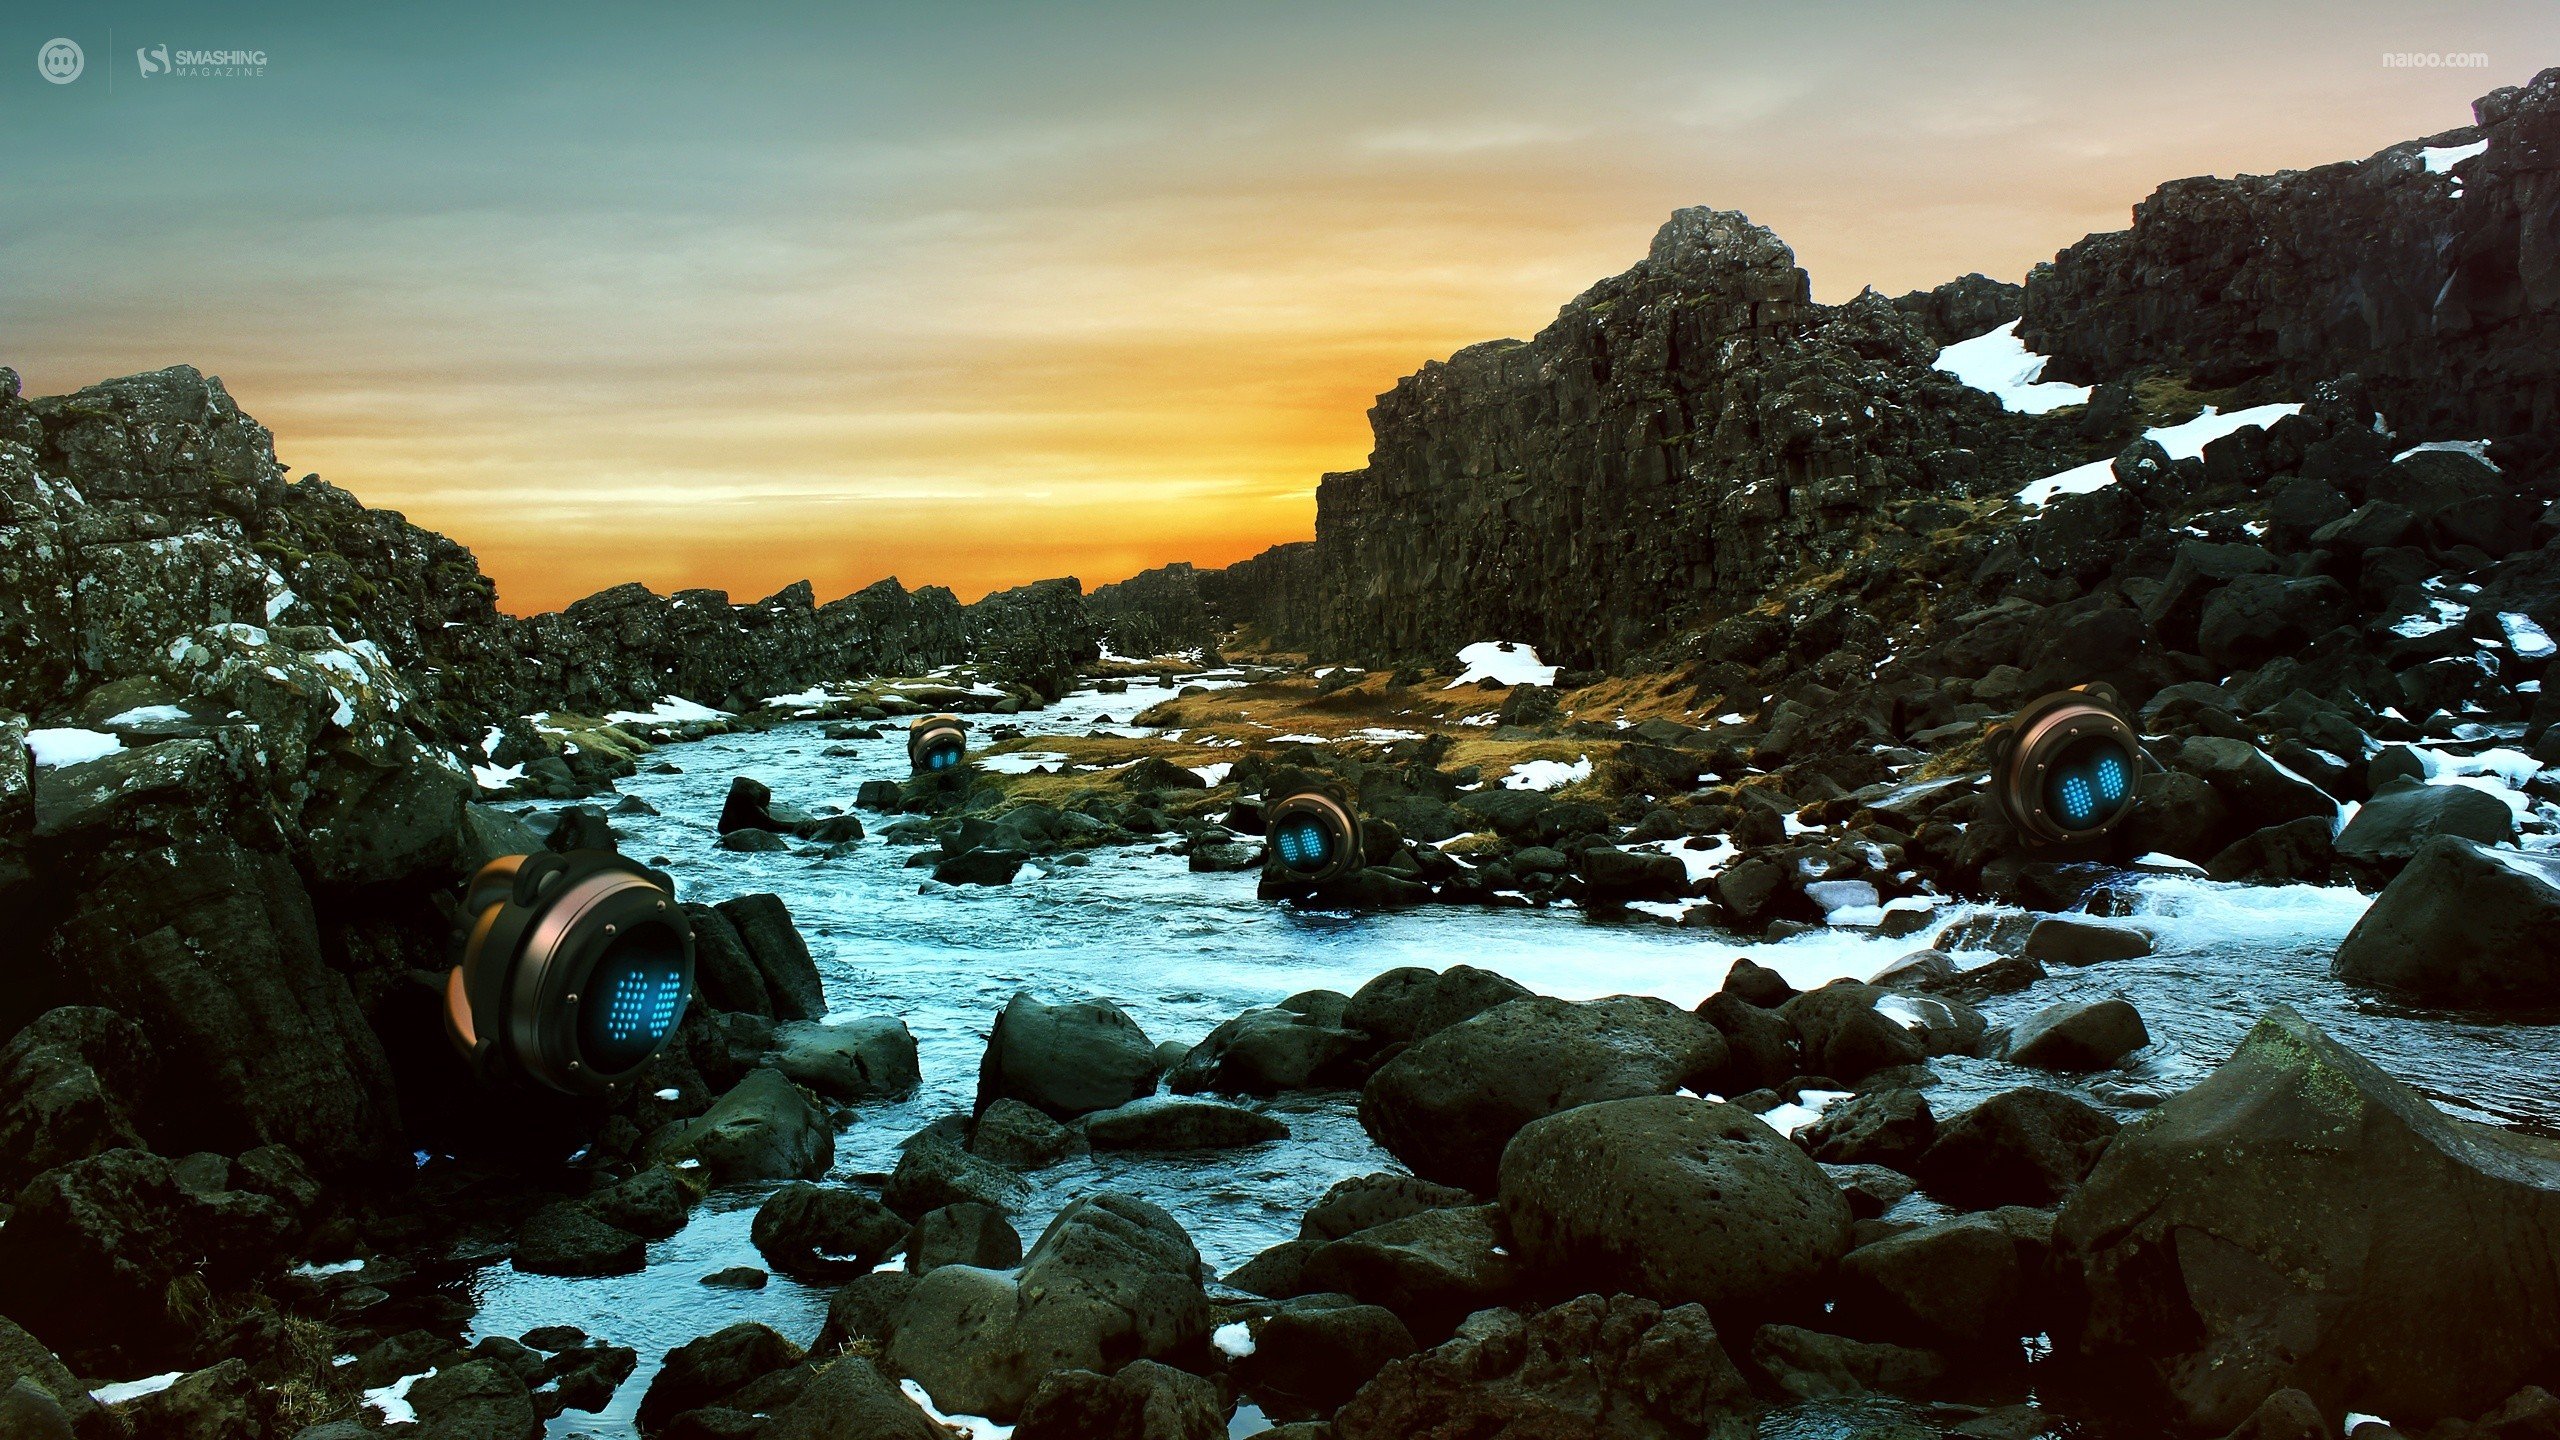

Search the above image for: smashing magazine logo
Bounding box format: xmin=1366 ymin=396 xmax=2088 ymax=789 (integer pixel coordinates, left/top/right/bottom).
xmin=134 ymin=42 xmax=268 ymax=78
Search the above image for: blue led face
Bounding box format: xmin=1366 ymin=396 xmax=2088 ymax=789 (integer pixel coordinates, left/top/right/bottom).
xmin=2042 ymin=735 xmax=2137 ymax=834
xmin=923 ymin=739 xmax=963 ymax=770
xmin=578 ymin=925 xmax=690 ymax=1073
xmin=1274 ymin=817 xmax=1334 ymax=871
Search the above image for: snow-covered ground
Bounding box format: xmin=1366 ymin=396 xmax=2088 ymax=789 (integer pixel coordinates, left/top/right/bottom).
xmin=1447 ymin=641 xmax=1556 ymax=688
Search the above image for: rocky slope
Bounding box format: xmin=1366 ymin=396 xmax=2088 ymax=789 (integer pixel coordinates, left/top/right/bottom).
xmin=1283 ymin=209 xmax=2082 ymax=670
xmin=2022 ymin=68 xmax=2559 ymax=460
xmin=1115 ymin=68 xmax=2560 ymax=674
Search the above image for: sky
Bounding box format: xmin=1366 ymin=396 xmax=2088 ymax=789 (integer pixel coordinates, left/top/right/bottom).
xmin=4 ymin=3 xmax=2548 ymax=614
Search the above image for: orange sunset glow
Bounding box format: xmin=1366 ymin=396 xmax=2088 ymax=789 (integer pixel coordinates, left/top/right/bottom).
xmin=8 ymin=2 xmax=2545 ymax=613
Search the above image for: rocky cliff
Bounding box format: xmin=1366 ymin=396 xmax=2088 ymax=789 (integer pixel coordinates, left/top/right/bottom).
xmin=1259 ymin=210 xmax=2077 ymax=670
xmin=2021 ymin=68 xmax=2559 ymax=461
xmin=1150 ymin=68 xmax=2558 ymax=673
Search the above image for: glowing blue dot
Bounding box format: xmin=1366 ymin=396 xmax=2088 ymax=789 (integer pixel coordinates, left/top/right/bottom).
xmin=2061 ymin=775 xmax=2094 ymax=824
xmin=2096 ymin=753 xmax=2128 ymax=803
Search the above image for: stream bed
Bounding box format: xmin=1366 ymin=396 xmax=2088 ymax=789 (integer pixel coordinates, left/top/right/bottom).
xmin=468 ymin=677 xmax=2560 ymax=1437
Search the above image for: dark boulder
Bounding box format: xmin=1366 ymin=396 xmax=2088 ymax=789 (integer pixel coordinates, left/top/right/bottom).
xmin=2061 ymin=1005 xmax=2560 ymax=1431
xmin=1748 ymin=1323 xmax=1947 ymax=1401
xmin=1835 ymin=1206 xmax=2054 ymax=1353
xmin=2334 ymin=779 xmax=2517 ymax=870
xmin=759 ymin=1357 xmax=946 ymax=1440
xmin=764 ymin=1017 xmax=919 ymax=1102
xmin=1298 ymin=1204 xmax=1523 ymax=1343
xmin=0 ymin=1006 xmax=155 ymax=1195
xmin=1332 ymin=1294 xmax=1757 ymax=1440
xmin=404 ymin=1358 xmax=541 ymax=1440
xmin=1083 ymin=1096 xmax=1288 ymax=1151
xmin=977 ymin=993 xmax=1163 ymax=1120
xmin=751 ymin=1182 xmax=909 ymax=1280
xmin=712 ymin=894 xmax=825 ymax=1021
xmin=513 ymin=1202 xmax=646 ymax=1278
xmin=649 ymin=1069 xmax=834 ymax=1183
xmin=0 ymin=1147 xmax=293 ymax=1367
xmin=887 ymin=1193 xmax=1209 ymax=1421
xmin=2021 ymin=916 xmax=2153 ymax=966
xmin=2333 ymin=837 xmax=2560 ymax=1008
xmin=1166 ymin=1003 xmax=1368 ymax=1096
xmin=909 ymin=1202 xmax=1022 ymax=1275
xmin=2002 ymin=999 xmax=2151 ymax=1071
xmin=1358 ymin=995 xmax=1726 ymax=1191
xmin=1777 ymin=983 xmax=1926 ymax=1084
xmin=1012 ymin=1360 xmax=1226 ymax=1440
xmin=1342 ymin=966 xmax=1532 ymax=1046
xmin=1300 ymin=1173 xmax=1478 ymax=1243
xmin=1919 ymin=1088 xmax=2119 ymax=1209
xmin=1695 ymin=992 xmax=1802 ymax=1094
xmin=1226 ymin=1295 xmax=1419 ymax=1421
xmin=1799 ymin=1088 xmax=1936 ymax=1171
xmin=1500 ymin=1095 xmax=1852 ymax=1318
xmin=884 ymin=1130 xmax=1031 ymax=1219
xmin=45 ymin=840 xmax=400 ymax=1172
xmin=969 ymin=1097 xmax=1086 ymax=1171
xmin=636 ymin=1322 xmax=807 ymax=1433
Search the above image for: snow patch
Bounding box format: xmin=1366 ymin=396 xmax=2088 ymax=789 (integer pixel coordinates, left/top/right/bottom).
xmin=363 ymin=1370 xmax=431 ymax=1426
xmin=2395 ymin=438 xmax=2498 ymax=470
xmin=1502 ymin=756 xmax=1592 ymax=791
xmin=91 ymin=1373 xmax=183 ymax=1405
xmin=472 ymin=762 xmax=525 ymax=791
xmin=977 ymin=751 xmax=1067 ymax=775
xmin=1189 ymin=762 xmax=1234 ymax=787
xmin=1759 ymin=1089 xmax=1852 ymax=1137
xmin=103 ymin=704 xmax=187 ymax=726
xmin=25 ymin=727 xmax=123 ymax=767
xmin=898 ymin=1378 xmax=1012 ymax=1439
xmin=291 ymin=1258 xmax=364 ymax=1278
xmin=2499 ymin=613 xmax=2555 ymax=660
xmin=2421 ymin=138 xmax=2488 ymax=173
xmin=1213 ymin=1320 xmax=1258 ymax=1358
xmin=1447 ymin=641 xmax=1557 ymax=689
xmin=606 ymin=695 xmax=729 ymax=726
xmin=1931 ymin=320 xmax=2093 ymax=415
xmin=2018 ymin=403 xmax=2302 ymax=508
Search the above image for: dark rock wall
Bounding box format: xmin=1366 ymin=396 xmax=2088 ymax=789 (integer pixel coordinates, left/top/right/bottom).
xmin=2021 ymin=67 xmax=2560 ymax=449
xmin=1278 ymin=209 xmax=2059 ymax=669
xmin=1197 ymin=541 xmax=1322 ymax=647
xmin=963 ymin=577 xmax=1102 ymax=701
xmin=1086 ymin=562 xmax=1221 ymax=658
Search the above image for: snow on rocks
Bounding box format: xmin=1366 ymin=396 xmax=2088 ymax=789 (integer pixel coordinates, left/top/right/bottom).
xmin=1447 ymin=641 xmax=1557 ymax=688
xmin=1931 ymin=320 xmax=2093 ymax=415
xmin=90 ymin=1372 xmax=183 ymax=1405
xmin=605 ymin=695 xmax=729 ymax=726
xmin=2421 ymin=137 xmax=2489 ymax=173
xmin=2017 ymin=402 xmax=2304 ymax=507
xmin=1501 ymin=756 xmax=1591 ymax=791
xmin=24 ymin=728 xmax=124 ymax=767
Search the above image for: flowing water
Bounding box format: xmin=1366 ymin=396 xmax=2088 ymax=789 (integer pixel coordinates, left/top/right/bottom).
xmin=468 ymin=677 xmax=2560 ymax=1437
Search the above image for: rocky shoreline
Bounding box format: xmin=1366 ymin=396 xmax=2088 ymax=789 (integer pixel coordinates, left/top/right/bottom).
xmin=1 ymin=65 xmax=2558 ymax=1440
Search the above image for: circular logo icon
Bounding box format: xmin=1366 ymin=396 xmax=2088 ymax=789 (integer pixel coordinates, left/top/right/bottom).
xmin=37 ymin=38 xmax=83 ymax=84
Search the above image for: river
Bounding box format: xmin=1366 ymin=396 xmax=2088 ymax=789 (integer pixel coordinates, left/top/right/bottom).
xmin=470 ymin=675 xmax=2560 ymax=1437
